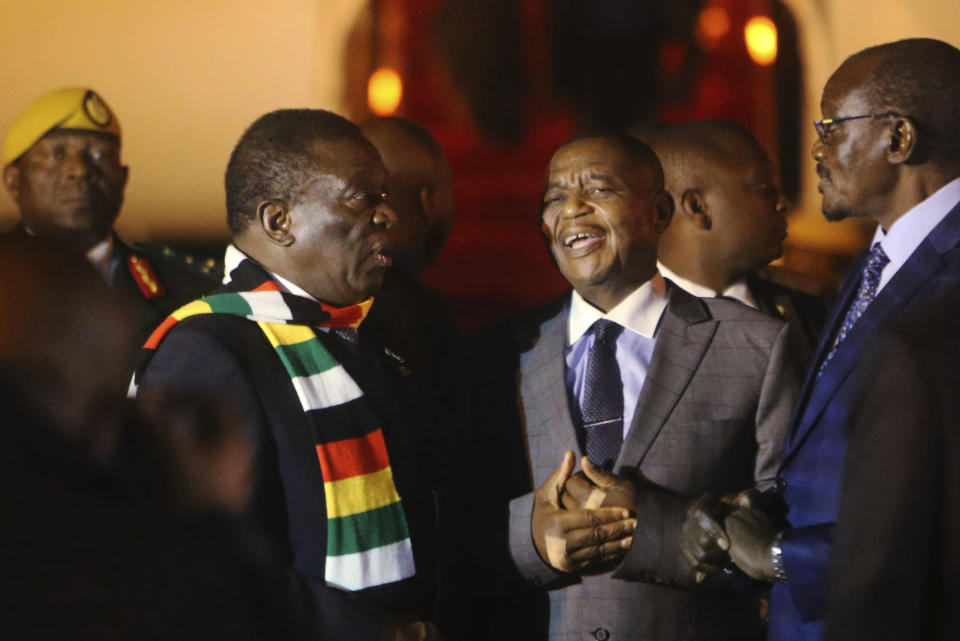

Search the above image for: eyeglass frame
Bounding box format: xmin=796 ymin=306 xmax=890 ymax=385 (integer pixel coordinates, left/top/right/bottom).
xmin=813 ymin=111 xmax=902 ymax=143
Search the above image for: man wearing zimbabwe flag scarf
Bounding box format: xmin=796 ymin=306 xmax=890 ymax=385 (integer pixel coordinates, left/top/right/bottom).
xmin=133 ymin=110 xmax=442 ymax=640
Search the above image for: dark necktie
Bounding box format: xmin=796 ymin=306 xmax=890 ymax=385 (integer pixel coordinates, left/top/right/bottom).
xmin=818 ymin=242 xmax=890 ymax=375
xmin=581 ymin=319 xmax=625 ymax=469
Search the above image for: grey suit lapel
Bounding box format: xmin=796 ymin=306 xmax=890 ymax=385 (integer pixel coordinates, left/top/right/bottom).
xmin=519 ymin=298 xmax=580 ymax=474
xmin=616 ymin=287 xmax=716 ymax=472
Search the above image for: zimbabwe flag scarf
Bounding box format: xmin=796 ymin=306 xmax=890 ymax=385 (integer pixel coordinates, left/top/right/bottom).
xmin=131 ymin=255 xmax=416 ymax=591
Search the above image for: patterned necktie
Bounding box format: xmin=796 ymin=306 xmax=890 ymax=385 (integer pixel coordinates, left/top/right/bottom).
xmin=581 ymin=319 xmax=625 ymax=469
xmin=818 ymin=242 xmax=890 ymax=375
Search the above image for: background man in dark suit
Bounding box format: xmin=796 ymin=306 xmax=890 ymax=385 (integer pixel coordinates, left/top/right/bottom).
xmin=641 ymin=120 xmax=827 ymax=355
xmin=138 ymin=109 xmax=442 ymax=641
xmin=683 ymin=37 xmax=960 ymax=641
xmin=498 ymin=134 xmax=802 ymax=640
xmin=358 ymin=117 xmax=468 ymax=639
xmin=359 ymin=116 xmax=459 ymax=445
xmin=2 ymin=87 xmax=214 ymax=341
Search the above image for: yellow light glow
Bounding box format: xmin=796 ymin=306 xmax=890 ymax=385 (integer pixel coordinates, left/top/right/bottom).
xmin=696 ymin=6 xmax=731 ymax=48
xmin=367 ymin=67 xmax=403 ymax=116
xmin=744 ymin=16 xmax=778 ymax=65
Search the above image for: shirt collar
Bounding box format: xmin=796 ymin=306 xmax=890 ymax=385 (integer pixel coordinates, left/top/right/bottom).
xmin=567 ymin=271 xmax=669 ymax=346
xmin=223 ymin=243 xmax=317 ymax=300
xmin=657 ymin=261 xmax=758 ymax=309
xmin=84 ymin=233 xmax=115 ymax=280
xmin=872 ymin=175 xmax=960 ymax=271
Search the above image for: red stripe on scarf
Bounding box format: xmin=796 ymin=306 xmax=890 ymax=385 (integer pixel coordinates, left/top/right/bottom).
xmin=315 ymin=429 xmax=390 ymax=482
xmin=321 ymin=302 xmax=364 ymax=327
xmin=252 ymin=280 xmax=282 ymax=292
xmin=143 ymin=315 xmax=181 ymax=350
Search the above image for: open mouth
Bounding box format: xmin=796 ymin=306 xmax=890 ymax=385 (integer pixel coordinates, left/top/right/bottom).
xmin=370 ymin=245 xmax=393 ymax=267
xmin=561 ymin=229 xmax=605 ymax=254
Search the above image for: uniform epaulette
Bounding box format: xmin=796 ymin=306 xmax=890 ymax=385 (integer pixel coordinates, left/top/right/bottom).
xmin=134 ymin=242 xmax=225 ymax=280
xmin=127 ymin=253 xmax=166 ymax=299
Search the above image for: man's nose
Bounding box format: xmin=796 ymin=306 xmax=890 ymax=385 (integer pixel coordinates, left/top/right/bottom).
xmin=62 ymin=149 xmax=93 ymax=179
xmin=561 ymin=192 xmax=590 ymax=218
xmin=810 ymin=138 xmax=825 ymax=162
xmin=776 ymin=191 xmax=791 ymax=215
xmin=372 ymin=201 xmax=398 ymax=229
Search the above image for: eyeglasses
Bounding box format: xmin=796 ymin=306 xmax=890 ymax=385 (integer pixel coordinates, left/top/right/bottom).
xmin=813 ymin=112 xmax=901 ymax=143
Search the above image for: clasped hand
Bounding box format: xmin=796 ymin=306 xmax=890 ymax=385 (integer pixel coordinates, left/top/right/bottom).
xmin=679 ymin=493 xmax=779 ymax=583
xmin=531 ymin=451 xmax=638 ymax=573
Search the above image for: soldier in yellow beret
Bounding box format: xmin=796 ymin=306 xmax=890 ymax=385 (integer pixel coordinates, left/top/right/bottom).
xmin=2 ymin=87 xmax=215 ymax=341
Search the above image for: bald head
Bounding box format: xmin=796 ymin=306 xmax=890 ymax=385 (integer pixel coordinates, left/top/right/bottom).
xmin=359 ymin=117 xmax=454 ymax=269
xmin=842 ymin=38 xmax=960 ymax=167
xmin=641 ymin=121 xmax=763 ymax=193
xmin=541 ymin=134 xmax=673 ymax=311
xmin=637 ymin=121 xmax=789 ymax=292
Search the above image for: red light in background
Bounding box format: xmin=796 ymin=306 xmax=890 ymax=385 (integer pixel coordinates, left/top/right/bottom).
xmin=696 ymin=6 xmax=731 ymax=50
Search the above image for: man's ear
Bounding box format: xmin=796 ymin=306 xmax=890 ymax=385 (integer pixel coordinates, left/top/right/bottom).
xmin=653 ymin=189 xmax=674 ymax=234
xmin=418 ymin=184 xmax=433 ymax=217
xmin=3 ymin=164 xmax=21 ymax=201
xmin=680 ymin=189 xmax=711 ymax=230
xmin=256 ymin=201 xmax=294 ymax=246
xmin=886 ymin=117 xmax=918 ymax=165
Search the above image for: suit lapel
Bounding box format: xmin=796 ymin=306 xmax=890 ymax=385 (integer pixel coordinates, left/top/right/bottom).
xmin=519 ymin=297 xmax=580 ymax=472
xmin=785 ymin=200 xmax=960 ymax=460
xmin=781 ymin=258 xmax=862 ymax=454
xmin=617 ymin=287 xmax=715 ymax=471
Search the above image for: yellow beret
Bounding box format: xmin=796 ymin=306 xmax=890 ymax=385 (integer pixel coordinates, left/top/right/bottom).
xmin=3 ymin=88 xmax=121 ymax=164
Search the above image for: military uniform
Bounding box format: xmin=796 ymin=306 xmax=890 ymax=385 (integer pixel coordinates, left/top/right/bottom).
xmin=3 ymin=87 xmax=219 ymax=342
xmin=0 ymin=226 xmax=217 ymax=342
xmin=110 ymin=237 xmax=218 ymax=342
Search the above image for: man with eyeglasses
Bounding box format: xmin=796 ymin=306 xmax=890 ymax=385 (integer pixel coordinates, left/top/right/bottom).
xmin=681 ymin=38 xmax=960 ymax=641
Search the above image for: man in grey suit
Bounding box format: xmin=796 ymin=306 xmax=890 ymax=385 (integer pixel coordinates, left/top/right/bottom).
xmin=503 ymin=134 xmax=803 ymax=640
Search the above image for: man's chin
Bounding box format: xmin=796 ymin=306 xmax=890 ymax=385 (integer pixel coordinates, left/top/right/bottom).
xmin=358 ymin=274 xmax=385 ymax=300
xmin=60 ymin=206 xmax=118 ymax=234
xmin=822 ymin=206 xmax=851 ymax=222
xmin=26 ymin=219 xmax=109 ymax=248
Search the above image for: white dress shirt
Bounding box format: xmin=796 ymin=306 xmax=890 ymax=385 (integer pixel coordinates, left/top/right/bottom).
xmin=565 ymin=272 xmax=669 ymax=439
xmin=657 ymin=261 xmax=758 ymax=309
xmin=873 ymin=175 xmax=960 ymax=292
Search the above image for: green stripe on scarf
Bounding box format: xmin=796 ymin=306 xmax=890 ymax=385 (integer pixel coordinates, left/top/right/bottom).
xmin=205 ymin=292 xmax=254 ymax=316
xmin=274 ymin=338 xmax=341 ymax=378
xmin=327 ymin=502 xmax=411 ymax=556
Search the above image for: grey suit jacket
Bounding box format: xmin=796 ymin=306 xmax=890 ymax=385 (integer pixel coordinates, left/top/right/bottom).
xmin=507 ymin=285 xmax=802 ymax=641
